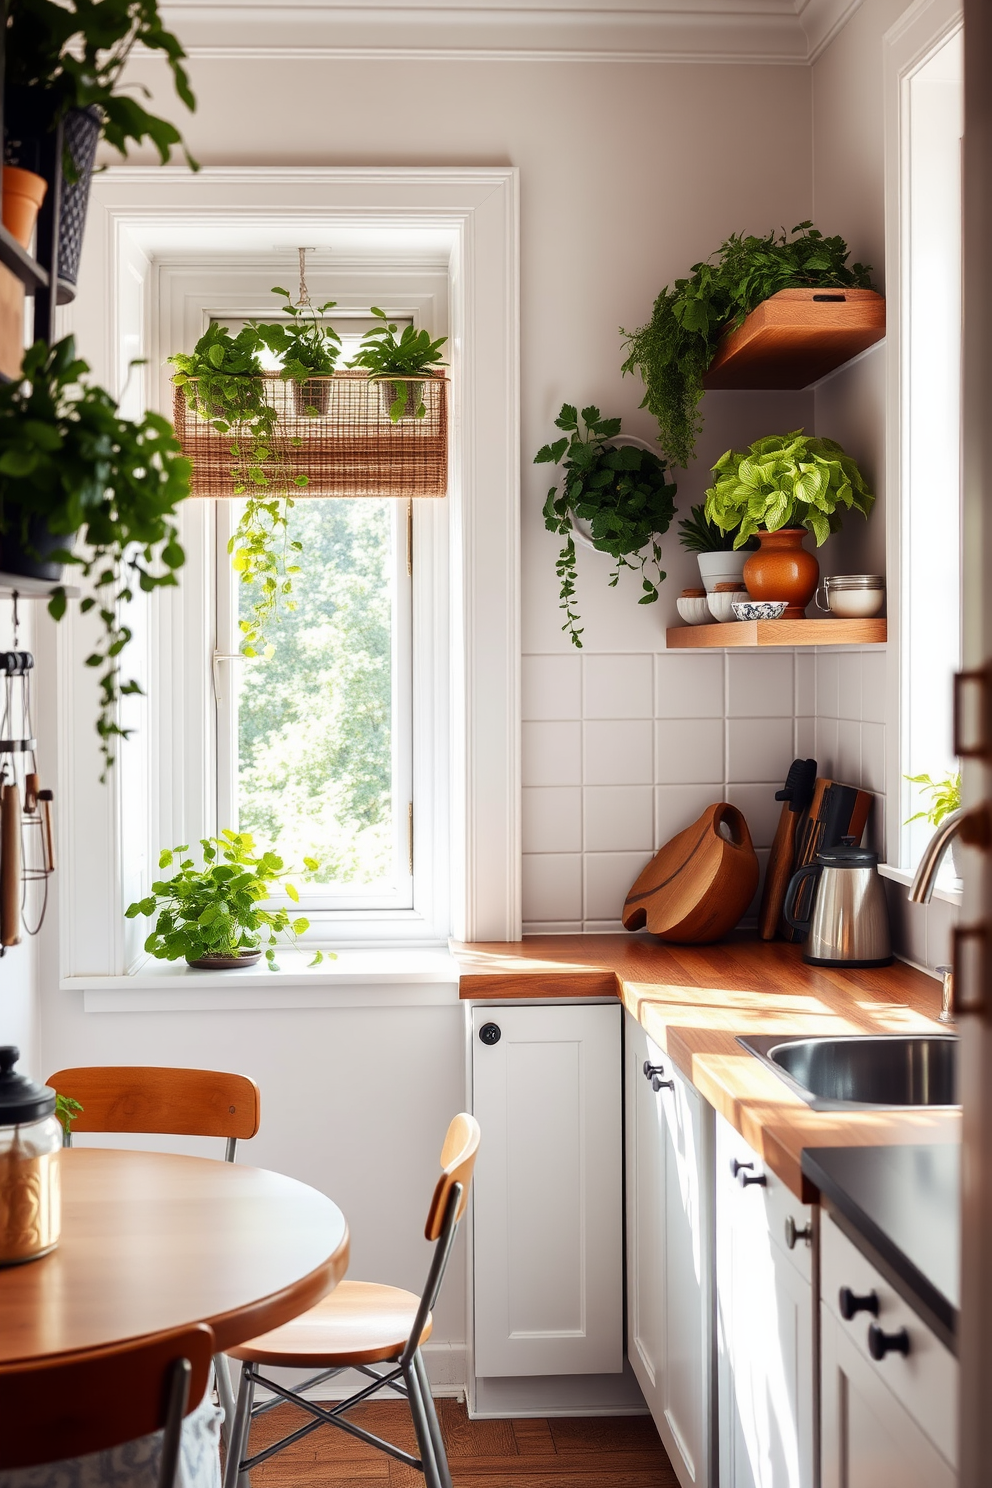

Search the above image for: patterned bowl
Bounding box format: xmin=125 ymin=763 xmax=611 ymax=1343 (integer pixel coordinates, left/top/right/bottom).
xmin=732 ymin=600 xmax=789 ymax=621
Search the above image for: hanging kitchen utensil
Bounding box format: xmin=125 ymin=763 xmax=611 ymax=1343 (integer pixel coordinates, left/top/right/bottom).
xmin=0 ymin=640 xmax=55 ymax=951
xmin=622 ymin=802 xmax=759 ymax=943
xmin=758 ymin=757 xmax=817 ymax=941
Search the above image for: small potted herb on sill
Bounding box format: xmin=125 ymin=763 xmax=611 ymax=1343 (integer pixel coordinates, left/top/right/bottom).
xmin=349 ymin=308 xmax=447 ymax=422
xmin=0 ymin=336 xmax=190 ymax=775
xmin=536 ymin=403 xmax=676 ymax=647
xmin=702 ymin=429 xmax=874 ymax=618
xmin=677 ymin=502 xmax=754 ymax=594
xmin=906 ymin=771 xmax=963 ymax=878
xmin=256 ymin=288 xmax=342 ymax=417
xmin=126 ymin=831 xmax=333 ymax=971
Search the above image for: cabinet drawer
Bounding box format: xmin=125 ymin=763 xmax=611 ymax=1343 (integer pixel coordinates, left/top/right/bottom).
xmin=717 ymin=1119 xmax=814 ymax=1284
xmin=821 ymin=1213 xmax=957 ymax=1468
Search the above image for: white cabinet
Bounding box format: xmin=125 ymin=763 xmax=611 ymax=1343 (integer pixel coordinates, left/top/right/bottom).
xmin=716 ymin=1114 xmax=815 ymax=1488
xmin=820 ymin=1214 xmax=957 ymax=1487
xmin=625 ymin=1012 xmax=715 ymax=1488
xmin=471 ymin=1002 xmax=623 ymax=1378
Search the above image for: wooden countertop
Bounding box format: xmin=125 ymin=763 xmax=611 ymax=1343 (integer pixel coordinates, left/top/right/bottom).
xmin=454 ymin=933 xmax=960 ymax=1201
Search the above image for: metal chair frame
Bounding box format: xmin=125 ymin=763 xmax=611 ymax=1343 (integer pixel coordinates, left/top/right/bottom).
xmin=224 ymin=1181 xmax=465 ymax=1488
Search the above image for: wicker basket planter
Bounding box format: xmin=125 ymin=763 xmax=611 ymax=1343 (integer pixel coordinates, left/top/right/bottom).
xmin=174 ymin=369 xmax=448 ymax=499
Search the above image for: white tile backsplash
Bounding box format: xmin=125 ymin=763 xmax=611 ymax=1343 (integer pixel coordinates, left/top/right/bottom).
xmin=726 ymin=783 xmax=784 ymax=850
xmin=584 ymin=785 xmax=654 ymax=852
xmin=836 ymin=718 xmax=861 ymax=784
xmin=861 ymin=721 xmax=886 ymax=794
xmin=726 ymin=717 xmax=795 ymax=783
xmin=522 ymin=853 xmax=583 ymax=921
xmin=654 ymin=784 xmax=725 ymax=850
xmin=583 ymin=653 xmax=653 ymax=718
xmin=861 ymin=650 xmax=887 ymax=724
xmin=584 ymin=851 xmax=652 ymax=920
xmin=816 ymin=652 xmax=840 ymax=720
xmin=655 ymin=718 xmax=725 ymax=784
xmin=655 ymin=653 xmax=724 ymax=718
xmin=584 ymin=720 xmax=653 ymax=784
xmin=522 ymin=654 xmax=582 ymax=721
xmin=837 ymin=652 xmax=863 ymax=721
xmin=522 ymin=720 xmax=582 ymax=787
xmin=727 ymin=652 xmax=794 ymax=718
xmin=522 ymin=787 xmax=583 ymax=854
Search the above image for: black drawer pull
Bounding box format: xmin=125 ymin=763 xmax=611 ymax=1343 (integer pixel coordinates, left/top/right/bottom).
xmin=731 ymin=1159 xmax=767 ymax=1188
xmin=839 ymin=1286 xmax=879 ymax=1320
xmin=785 ymin=1216 xmax=812 ymax=1250
xmin=868 ymin=1322 xmax=910 ymax=1360
xmin=643 ymin=1060 xmax=673 ymax=1092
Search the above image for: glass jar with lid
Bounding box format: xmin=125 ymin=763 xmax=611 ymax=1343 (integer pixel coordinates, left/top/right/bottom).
xmin=0 ymin=1045 xmax=61 ymax=1265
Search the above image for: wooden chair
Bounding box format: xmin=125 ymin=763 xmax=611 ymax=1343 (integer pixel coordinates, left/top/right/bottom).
xmin=45 ymin=1065 xmax=261 ymax=1439
xmin=0 ymin=1323 xmax=214 ymax=1488
xmin=223 ymin=1112 xmax=481 ymax=1488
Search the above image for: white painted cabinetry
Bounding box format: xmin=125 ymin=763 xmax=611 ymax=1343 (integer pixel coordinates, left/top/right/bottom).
xmin=716 ymin=1114 xmax=815 ymax=1488
xmin=471 ymin=1002 xmax=623 ymax=1378
xmin=820 ymin=1214 xmax=957 ymax=1488
xmin=625 ymin=1012 xmax=715 ymax=1488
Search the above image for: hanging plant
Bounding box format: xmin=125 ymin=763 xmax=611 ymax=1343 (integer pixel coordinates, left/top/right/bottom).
xmin=620 ymin=223 xmax=874 ymax=470
xmin=255 ymin=289 xmax=342 ymax=415
xmin=349 ymin=308 xmax=448 ymax=421
xmin=536 ymin=404 xmax=676 ymax=647
xmin=0 ymin=337 xmax=190 ymax=775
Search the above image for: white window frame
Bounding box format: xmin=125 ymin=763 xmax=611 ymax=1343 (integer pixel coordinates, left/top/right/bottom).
xmin=56 ymin=167 xmax=520 ymax=977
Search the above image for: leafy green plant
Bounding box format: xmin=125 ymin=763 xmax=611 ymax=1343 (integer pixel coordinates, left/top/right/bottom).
xmin=349 ymin=308 xmax=447 ymax=421
xmin=256 ymin=289 xmax=342 ymax=391
xmin=170 ymin=323 xmax=308 ymax=657
xmin=905 ymin=770 xmax=961 ymax=828
xmin=620 ymin=224 xmax=874 ymax=469
xmin=6 ymin=0 xmax=198 ymax=174
xmin=125 ymin=831 xmax=332 ymax=970
xmin=54 ymin=1092 xmax=83 ymax=1140
xmin=537 ymin=404 xmax=676 ymax=647
xmin=703 ymin=429 xmax=874 ymax=548
xmin=677 ymin=502 xmax=752 ymax=554
xmin=0 ymin=336 xmax=189 ymax=774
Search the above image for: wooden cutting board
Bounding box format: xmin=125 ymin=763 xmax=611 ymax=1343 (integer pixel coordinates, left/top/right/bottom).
xmin=622 ymin=803 xmax=759 ymax=943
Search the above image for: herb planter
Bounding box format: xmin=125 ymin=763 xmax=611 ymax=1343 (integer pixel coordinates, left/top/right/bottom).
xmin=1 ymin=166 xmax=47 ymax=249
xmin=696 ymin=550 xmax=749 ymax=594
xmin=743 ymin=529 xmax=820 ymax=620
xmin=186 ymin=949 xmax=263 ymax=971
xmin=376 ymin=377 xmax=425 ymax=423
xmin=293 ymin=378 xmax=332 ymax=418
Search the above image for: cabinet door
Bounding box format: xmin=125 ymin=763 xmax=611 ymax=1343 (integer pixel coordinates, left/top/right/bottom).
xmin=820 ymin=1307 xmax=954 ymax=1488
xmin=472 ymin=1002 xmax=623 ymax=1377
xmin=717 ymin=1115 xmax=814 ymax=1488
xmin=625 ymin=1012 xmax=714 ymax=1488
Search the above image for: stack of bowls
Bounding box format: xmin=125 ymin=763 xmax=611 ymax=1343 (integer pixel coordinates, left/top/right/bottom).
xmin=816 ymin=574 xmax=885 ymax=618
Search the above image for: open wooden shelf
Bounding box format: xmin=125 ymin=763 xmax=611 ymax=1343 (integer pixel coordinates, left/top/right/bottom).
xmin=702 ymin=288 xmax=885 ymax=390
xmin=667 ymin=617 xmax=886 ymax=648
xmin=0 ymin=572 xmax=80 ymax=598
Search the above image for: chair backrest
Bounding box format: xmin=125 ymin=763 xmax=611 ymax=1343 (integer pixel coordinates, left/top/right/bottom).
xmin=46 ymin=1066 xmax=261 ymax=1158
xmin=424 ymin=1111 xmax=480 ymax=1241
xmin=0 ymin=1322 xmax=214 ymax=1481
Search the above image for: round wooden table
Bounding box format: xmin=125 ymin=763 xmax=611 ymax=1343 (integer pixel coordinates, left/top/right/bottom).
xmin=0 ymin=1148 xmax=350 ymax=1364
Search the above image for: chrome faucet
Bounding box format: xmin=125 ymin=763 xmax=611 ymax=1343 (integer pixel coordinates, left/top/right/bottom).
xmin=908 ymin=807 xmax=966 ymax=905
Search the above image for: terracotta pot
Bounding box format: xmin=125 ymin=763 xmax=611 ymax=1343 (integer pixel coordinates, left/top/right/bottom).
xmin=2 ymin=165 xmax=47 ymax=249
xmin=743 ymin=528 xmax=819 ymax=619
xmin=186 ymin=948 xmax=262 ymax=971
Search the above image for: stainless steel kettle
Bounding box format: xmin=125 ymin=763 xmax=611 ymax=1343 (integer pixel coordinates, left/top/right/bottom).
xmin=783 ymin=840 xmax=892 ymax=967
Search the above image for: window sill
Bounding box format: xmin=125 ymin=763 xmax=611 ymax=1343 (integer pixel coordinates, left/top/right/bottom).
xmin=877 ymin=862 xmax=963 ymax=908
xmin=64 ymin=948 xmax=461 ymax=1013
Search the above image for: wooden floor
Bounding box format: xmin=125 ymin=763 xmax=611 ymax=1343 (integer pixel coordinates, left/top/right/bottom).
xmin=246 ymin=1398 xmax=680 ymax=1487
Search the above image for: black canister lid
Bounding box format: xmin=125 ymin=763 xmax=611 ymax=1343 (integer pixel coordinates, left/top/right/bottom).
xmin=815 ymin=838 xmax=879 ymax=868
xmin=0 ymin=1046 xmax=56 ymax=1125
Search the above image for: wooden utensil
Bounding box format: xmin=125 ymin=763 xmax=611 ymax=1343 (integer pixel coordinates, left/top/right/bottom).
xmin=623 ymin=802 xmax=759 ymax=943
xmin=1 ymin=782 xmax=21 ymax=947
xmin=758 ymin=757 xmax=817 ymax=940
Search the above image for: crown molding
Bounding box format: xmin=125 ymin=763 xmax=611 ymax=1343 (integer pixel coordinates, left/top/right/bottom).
xmin=155 ymin=0 xmax=868 ymax=64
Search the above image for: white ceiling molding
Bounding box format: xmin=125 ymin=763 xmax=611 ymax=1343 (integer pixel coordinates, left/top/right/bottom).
xmin=157 ymin=0 xmax=867 ymax=64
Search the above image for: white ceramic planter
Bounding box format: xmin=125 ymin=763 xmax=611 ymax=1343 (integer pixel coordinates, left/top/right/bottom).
xmin=697 ymin=550 xmax=748 ymax=594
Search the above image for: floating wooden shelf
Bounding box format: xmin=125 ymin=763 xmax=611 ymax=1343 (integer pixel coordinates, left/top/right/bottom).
xmin=667 ymin=617 xmax=886 ymax=648
xmin=702 ymin=288 xmax=886 ymax=390
xmin=0 ymin=572 xmax=80 ymax=598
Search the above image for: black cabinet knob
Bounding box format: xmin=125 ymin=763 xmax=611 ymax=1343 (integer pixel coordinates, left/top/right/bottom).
xmin=731 ymin=1159 xmax=767 ymax=1188
xmin=839 ymin=1286 xmax=879 ymax=1320
xmin=478 ymin=1022 xmax=501 ymax=1046
xmin=643 ymin=1061 xmax=673 ymax=1092
xmin=643 ymin=1060 xmax=664 ymax=1079
xmin=868 ymin=1322 xmax=910 ymax=1360
xmin=785 ymin=1216 xmax=813 ymax=1250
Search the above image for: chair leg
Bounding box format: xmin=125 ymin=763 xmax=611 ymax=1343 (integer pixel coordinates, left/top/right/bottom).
xmin=403 ymin=1355 xmax=443 ymax=1488
xmin=223 ymin=1363 xmax=255 ymax=1488
xmin=213 ymin=1353 xmax=235 ymax=1451
xmin=412 ymin=1349 xmax=453 ymax=1488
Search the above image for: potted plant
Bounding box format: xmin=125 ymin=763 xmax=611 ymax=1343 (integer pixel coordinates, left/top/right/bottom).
xmin=620 ymin=223 xmax=874 ymax=469
xmin=906 ymin=771 xmax=963 ymax=878
xmin=1 ymin=164 xmax=47 ymax=250
xmin=4 ymin=0 xmax=197 ymax=296
xmin=170 ymin=322 xmax=307 ymax=657
xmin=0 ymin=336 xmax=190 ymax=774
xmin=677 ymin=502 xmax=755 ymax=593
xmin=125 ymin=831 xmax=331 ymax=970
xmin=256 ymin=288 xmax=342 ymax=417
xmin=536 ymin=403 xmax=677 ymax=647
xmin=702 ymin=429 xmax=874 ymax=617
xmin=349 ymin=308 xmax=447 ymax=421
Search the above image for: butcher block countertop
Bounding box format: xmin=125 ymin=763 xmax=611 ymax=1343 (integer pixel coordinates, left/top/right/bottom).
xmin=453 ymin=933 xmax=959 ymax=1201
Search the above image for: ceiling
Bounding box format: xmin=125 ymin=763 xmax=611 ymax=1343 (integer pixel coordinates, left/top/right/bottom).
xmin=158 ymin=0 xmax=863 ymax=64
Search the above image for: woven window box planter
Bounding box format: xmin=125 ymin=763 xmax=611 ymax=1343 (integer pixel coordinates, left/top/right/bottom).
xmin=173 ymin=369 xmax=449 ymax=499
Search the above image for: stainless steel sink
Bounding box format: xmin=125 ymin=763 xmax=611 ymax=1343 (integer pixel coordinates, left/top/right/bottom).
xmin=737 ymin=1033 xmax=959 ymax=1111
